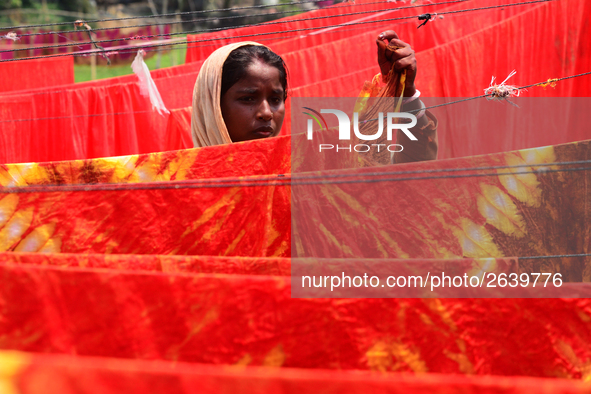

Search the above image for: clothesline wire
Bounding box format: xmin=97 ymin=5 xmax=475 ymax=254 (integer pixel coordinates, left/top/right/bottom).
xmin=0 ymin=20 xmax=401 ymax=100
xmin=0 ymin=4 xmax=440 ymax=53
xmin=1 ymin=68 xmax=588 ymax=123
xmin=0 ymin=110 xmax=152 ymax=123
xmin=410 ymin=70 xmax=591 ymax=114
xmin=15 ymin=0 xmax=467 ymax=38
xmin=3 ymin=158 xmax=591 ymax=188
xmin=0 ymin=163 xmax=589 ymax=193
xmin=0 ymin=0 xmax=551 ymax=61
xmin=1 ymin=18 xmax=408 ymax=63
xmin=519 ymin=253 xmax=591 ymax=260
xmin=289 ymin=159 xmax=591 ymax=180
xmin=0 ymin=0 xmax=499 ymax=54
xmin=0 ymin=0 xmax=340 ymax=31
xmin=16 ymin=8 xmax=308 ymax=37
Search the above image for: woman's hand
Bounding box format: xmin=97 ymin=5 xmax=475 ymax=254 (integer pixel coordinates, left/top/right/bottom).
xmin=376 ymin=30 xmax=417 ymax=97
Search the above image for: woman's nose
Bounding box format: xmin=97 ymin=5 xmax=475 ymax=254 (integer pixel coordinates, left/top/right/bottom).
xmin=257 ymin=101 xmax=273 ymax=121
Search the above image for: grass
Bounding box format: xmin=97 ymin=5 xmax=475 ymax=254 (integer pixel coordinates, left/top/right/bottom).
xmin=74 ymin=48 xmax=187 ymax=83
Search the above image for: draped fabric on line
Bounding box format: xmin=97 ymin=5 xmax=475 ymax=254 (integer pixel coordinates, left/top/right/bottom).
xmin=190 ymin=41 xmax=268 ymax=148
xmin=3 ymin=0 xmax=591 ymax=391
xmin=0 ymin=0 xmax=589 ymax=163
xmin=0 ymin=57 xmax=73 ymax=93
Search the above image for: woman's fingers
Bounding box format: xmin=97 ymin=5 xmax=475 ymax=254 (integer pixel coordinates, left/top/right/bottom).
xmin=377 ymin=31 xmax=401 ymax=61
xmin=377 ymin=30 xmax=399 ymax=41
xmin=375 ymin=31 xmax=418 ymax=96
xmin=393 ymin=54 xmax=416 ymax=72
xmin=376 ymin=39 xmax=392 ymax=75
xmin=377 ymin=33 xmax=413 ymax=68
xmin=389 ymin=46 xmax=414 ymax=61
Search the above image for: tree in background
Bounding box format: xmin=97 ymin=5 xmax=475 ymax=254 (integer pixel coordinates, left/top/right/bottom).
xmin=57 ymin=0 xmax=96 ymax=14
xmin=0 ymin=0 xmax=97 ymax=26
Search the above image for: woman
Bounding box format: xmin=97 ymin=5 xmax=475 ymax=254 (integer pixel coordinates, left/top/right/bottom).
xmin=190 ymin=31 xmax=437 ymax=163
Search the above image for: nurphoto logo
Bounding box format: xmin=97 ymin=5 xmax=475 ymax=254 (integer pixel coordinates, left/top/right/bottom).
xmin=303 ymin=107 xmax=418 ymax=153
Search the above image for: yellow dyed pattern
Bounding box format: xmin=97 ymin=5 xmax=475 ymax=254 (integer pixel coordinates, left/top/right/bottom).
xmin=519 ymin=145 xmax=557 ymax=169
xmin=38 ymin=238 xmax=62 ymax=253
xmin=0 ymin=351 xmax=30 ymax=394
xmin=366 ymin=340 xmax=428 ymax=373
xmin=0 ymin=163 xmax=43 ymax=187
xmin=182 ymin=188 xmax=242 ymax=238
xmin=452 ymin=218 xmax=503 ymax=258
xmin=466 ymin=258 xmax=499 ymax=279
xmin=319 ymin=223 xmax=353 ymax=257
xmin=0 ymin=208 xmax=34 ymax=251
xmin=477 ymin=184 xmax=527 ymax=238
xmin=498 ymin=154 xmax=543 ymax=208
xmin=262 ymin=344 xmax=286 ymax=367
xmin=1 ymin=147 xmax=201 ymax=186
xmin=391 ymin=342 xmax=428 ymax=373
xmin=14 ymin=223 xmax=56 ymax=253
xmin=94 ymin=156 xmax=139 ymax=183
xmin=444 ymin=344 xmax=474 ymax=374
xmin=163 ymin=150 xmax=200 ymax=181
xmin=554 ymin=340 xmax=591 ymax=380
xmin=0 ymin=195 xmax=19 ymax=228
xmin=366 ymin=341 xmax=392 ymax=372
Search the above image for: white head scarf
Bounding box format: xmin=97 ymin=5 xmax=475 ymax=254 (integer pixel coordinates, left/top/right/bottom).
xmin=190 ymin=41 xmax=269 ymax=147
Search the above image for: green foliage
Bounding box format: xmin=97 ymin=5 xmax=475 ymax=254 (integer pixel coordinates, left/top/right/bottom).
xmin=0 ymin=1 xmax=81 ymax=27
xmin=57 ymin=0 xmax=94 ymax=13
xmin=1 ymin=0 xmax=23 ymax=10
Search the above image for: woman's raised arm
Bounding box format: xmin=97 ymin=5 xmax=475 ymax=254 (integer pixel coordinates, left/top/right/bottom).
xmin=375 ymin=30 xmax=438 ymax=164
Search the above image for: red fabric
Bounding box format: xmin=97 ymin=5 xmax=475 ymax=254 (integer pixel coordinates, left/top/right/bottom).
xmin=0 ymin=80 xmax=166 ymax=163
xmin=287 ymin=0 xmax=590 ymax=98
xmin=0 ymin=72 xmax=198 ymax=163
xmin=0 ymin=139 xmax=588 ymax=262
xmin=0 ymin=56 xmax=206 ymax=163
xmin=0 ymin=251 xmax=291 ymax=276
xmin=0 ymin=251 xmax=519 ymax=279
xmin=185 ymin=0 xmax=400 ymax=63
xmin=418 ymin=0 xmax=591 ymax=97
xmin=186 ymin=0 xmax=544 ymax=88
xmin=5 ymin=351 xmax=591 ymax=394
xmin=292 ymin=139 xmax=591 ymax=264
xmin=1 ymin=2 xmax=591 ymax=387
xmin=0 ymin=57 xmax=73 ymax=93
xmin=0 ymin=179 xmax=291 ymax=257
xmin=1 ymin=262 xmax=591 ymax=377
xmin=0 ymin=134 xmax=291 ymax=186
xmin=165 ymin=107 xmax=193 ymax=150
xmin=2 ymin=0 xmax=589 ymax=163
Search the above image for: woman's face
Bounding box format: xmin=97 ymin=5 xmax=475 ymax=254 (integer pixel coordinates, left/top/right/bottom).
xmin=221 ymin=59 xmax=286 ymax=142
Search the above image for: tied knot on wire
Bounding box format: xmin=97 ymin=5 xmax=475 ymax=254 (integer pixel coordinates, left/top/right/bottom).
xmin=74 ymin=20 xmax=112 ymax=66
xmin=417 ymin=13 xmax=433 ymax=28
xmin=417 ymin=13 xmax=443 ymax=28
xmin=484 ymin=70 xmax=523 ymax=106
xmin=1 ymin=32 xmax=19 ymax=41
xmin=538 ymin=78 xmax=559 ymax=89
xmin=74 ymin=20 xmax=92 ymax=31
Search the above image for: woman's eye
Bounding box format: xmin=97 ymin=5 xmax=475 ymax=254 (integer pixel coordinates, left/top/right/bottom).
xmin=239 ymin=96 xmax=254 ymax=102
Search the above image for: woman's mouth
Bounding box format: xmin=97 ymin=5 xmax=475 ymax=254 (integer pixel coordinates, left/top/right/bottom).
xmin=252 ymin=126 xmax=274 ymax=138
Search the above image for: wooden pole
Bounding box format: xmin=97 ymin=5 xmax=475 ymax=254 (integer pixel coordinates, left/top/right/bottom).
xmin=147 ymin=0 xmax=163 ymax=69
xmin=172 ymin=14 xmax=181 ymax=66
xmin=90 ymin=54 xmax=96 ymax=80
